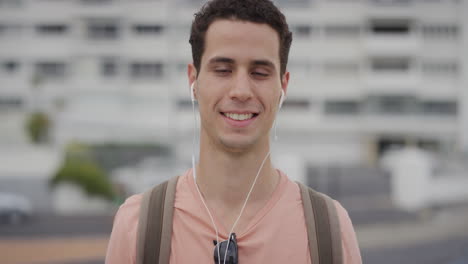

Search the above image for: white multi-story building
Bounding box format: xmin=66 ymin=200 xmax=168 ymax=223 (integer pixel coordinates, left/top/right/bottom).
xmin=0 ymin=0 xmax=467 ymax=166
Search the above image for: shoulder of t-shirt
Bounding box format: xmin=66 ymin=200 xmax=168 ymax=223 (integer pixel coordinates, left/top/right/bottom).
xmin=116 ymin=193 xmax=143 ymax=221
xmin=332 ymin=200 xmax=363 ymax=264
xmin=105 ymin=193 xmax=143 ymax=264
xmin=110 ymin=193 xmax=144 ymax=237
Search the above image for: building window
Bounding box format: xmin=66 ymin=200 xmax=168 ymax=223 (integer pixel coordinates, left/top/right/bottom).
xmin=293 ymin=24 xmax=312 ymax=38
xmin=130 ymin=62 xmax=163 ymax=79
xmin=324 ymin=100 xmax=360 ymax=115
xmin=132 ymin=24 xmax=164 ymax=35
xmin=323 ymin=61 xmax=359 ymax=75
xmin=36 ymin=24 xmax=68 ymax=35
xmin=177 ymin=98 xmax=195 ymax=110
xmin=80 ymin=0 xmax=112 ymax=4
xmin=1 ymin=61 xmax=19 ymax=74
xmin=101 ymin=57 xmax=119 ymax=77
xmin=87 ymin=21 xmax=119 ymax=40
xmin=369 ymin=19 xmax=411 ymax=35
xmin=288 ymin=61 xmax=319 ymax=77
xmin=273 ymin=0 xmax=311 ymax=8
xmin=370 ymin=0 xmax=413 ymax=5
xmin=324 ymin=24 xmax=360 ymax=37
xmin=422 ymin=61 xmax=459 ymax=76
xmin=282 ymin=99 xmax=310 ymax=110
xmin=183 ymin=0 xmax=205 ymax=5
xmin=35 ymin=62 xmax=67 ymax=79
xmin=422 ymin=24 xmax=459 ymax=39
xmin=371 ymin=57 xmax=410 ymax=72
xmin=0 ymin=97 xmax=22 ymax=109
xmin=0 ymin=0 xmax=23 ymax=7
xmin=367 ymin=95 xmax=416 ymax=115
xmin=421 ymin=0 xmax=460 ymax=5
xmin=0 ymin=23 xmax=22 ymax=37
xmin=421 ymin=101 xmax=457 ymax=115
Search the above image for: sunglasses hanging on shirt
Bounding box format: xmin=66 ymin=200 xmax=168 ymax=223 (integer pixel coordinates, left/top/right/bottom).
xmin=213 ymin=233 xmax=238 ymax=264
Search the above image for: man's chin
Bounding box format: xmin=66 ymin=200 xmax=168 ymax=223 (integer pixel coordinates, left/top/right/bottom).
xmin=218 ymin=137 xmax=258 ymax=153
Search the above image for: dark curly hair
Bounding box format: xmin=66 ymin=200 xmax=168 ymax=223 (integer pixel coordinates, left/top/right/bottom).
xmin=189 ymin=0 xmax=293 ymax=76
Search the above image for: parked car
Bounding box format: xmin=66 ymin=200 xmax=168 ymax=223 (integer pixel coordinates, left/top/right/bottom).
xmin=0 ymin=192 xmax=33 ymax=225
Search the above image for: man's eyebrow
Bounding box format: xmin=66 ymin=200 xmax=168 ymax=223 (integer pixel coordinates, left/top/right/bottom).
xmin=252 ymin=59 xmax=276 ymax=70
xmin=208 ymin=56 xmax=235 ymax=65
xmin=207 ymin=57 xmax=276 ymax=70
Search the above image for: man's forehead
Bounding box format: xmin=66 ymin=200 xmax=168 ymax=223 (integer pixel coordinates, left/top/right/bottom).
xmin=205 ymin=19 xmax=280 ymax=44
xmin=202 ymin=19 xmax=281 ymax=68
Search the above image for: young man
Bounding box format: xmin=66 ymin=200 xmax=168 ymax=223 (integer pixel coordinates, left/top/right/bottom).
xmin=105 ymin=0 xmax=362 ymax=263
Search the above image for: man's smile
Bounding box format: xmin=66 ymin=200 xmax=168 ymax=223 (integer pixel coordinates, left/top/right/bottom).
xmin=221 ymin=112 xmax=259 ymax=121
xmin=220 ymin=111 xmax=259 ymax=127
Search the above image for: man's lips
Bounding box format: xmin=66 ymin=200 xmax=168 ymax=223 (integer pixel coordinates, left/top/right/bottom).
xmin=220 ymin=111 xmax=259 ymax=127
xmin=220 ymin=112 xmax=258 ymax=121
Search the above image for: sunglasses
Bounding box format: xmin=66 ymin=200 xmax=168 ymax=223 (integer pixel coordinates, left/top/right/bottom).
xmin=213 ymin=233 xmax=238 ymax=264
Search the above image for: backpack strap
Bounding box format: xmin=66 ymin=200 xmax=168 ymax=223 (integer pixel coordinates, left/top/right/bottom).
xmin=136 ymin=176 xmax=179 ymax=264
xmin=297 ymin=182 xmax=343 ymax=264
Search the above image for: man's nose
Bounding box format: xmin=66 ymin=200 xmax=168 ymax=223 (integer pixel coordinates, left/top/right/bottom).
xmin=229 ymin=71 xmax=253 ymax=102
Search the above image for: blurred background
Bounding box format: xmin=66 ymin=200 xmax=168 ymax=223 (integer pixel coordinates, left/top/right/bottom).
xmin=1 ymin=0 xmax=468 ymax=263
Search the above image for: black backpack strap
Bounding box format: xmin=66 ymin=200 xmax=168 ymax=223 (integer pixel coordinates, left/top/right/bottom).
xmin=137 ymin=176 xmax=179 ymax=264
xmin=297 ymin=182 xmax=343 ymax=264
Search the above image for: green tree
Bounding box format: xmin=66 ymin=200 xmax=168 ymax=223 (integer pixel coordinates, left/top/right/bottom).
xmin=25 ymin=112 xmax=50 ymax=144
xmin=51 ymin=142 xmax=115 ymax=200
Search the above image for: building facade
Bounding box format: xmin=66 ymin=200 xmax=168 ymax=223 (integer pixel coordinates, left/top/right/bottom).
xmin=0 ymin=0 xmax=466 ymax=166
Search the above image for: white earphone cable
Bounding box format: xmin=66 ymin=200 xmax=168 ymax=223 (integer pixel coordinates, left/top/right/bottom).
xmin=222 ymin=150 xmax=270 ymax=264
xmin=193 ymin=165 xmax=222 ymax=264
xmin=190 ymin=82 xmax=282 ymax=264
xmin=191 ymin=83 xmax=223 ymax=263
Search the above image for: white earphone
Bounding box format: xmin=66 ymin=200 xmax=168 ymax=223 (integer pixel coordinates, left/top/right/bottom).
xmin=279 ymin=89 xmax=285 ymax=109
xmin=190 ymin=82 xmax=196 ymax=102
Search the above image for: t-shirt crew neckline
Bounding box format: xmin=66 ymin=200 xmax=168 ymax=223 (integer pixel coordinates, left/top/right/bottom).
xmin=186 ymin=168 xmax=288 ymax=240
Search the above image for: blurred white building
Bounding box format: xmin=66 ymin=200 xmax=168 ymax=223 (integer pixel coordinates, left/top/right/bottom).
xmin=0 ymin=0 xmax=467 ymax=166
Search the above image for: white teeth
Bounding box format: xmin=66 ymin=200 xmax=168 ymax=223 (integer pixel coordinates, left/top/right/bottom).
xmin=223 ymin=113 xmax=254 ymax=121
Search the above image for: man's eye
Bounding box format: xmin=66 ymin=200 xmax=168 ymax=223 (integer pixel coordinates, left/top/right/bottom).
xmin=215 ymin=69 xmax=231 ymax=73
xmin=252 ymin=71 xmax=268 ymax=77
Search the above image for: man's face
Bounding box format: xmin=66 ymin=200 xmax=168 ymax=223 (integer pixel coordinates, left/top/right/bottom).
xmin=188 ymin=19 xmax=289 ymax=152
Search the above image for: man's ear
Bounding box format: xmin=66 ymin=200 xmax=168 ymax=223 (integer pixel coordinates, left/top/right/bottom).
xmin=188 ymin=63 xmax=198 ymax=99
xmin=281 ymin=71 xmax=290 ymax=98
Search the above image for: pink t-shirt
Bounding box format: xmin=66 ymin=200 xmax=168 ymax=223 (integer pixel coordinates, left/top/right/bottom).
xmin=105 ymin=169 xmax=362 ymax=264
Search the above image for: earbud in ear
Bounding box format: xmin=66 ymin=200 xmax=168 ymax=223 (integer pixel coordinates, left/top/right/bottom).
xmin=278 ymin=90 xmax=285 ymax=109
xmin=190 ymin=83 xmax=196 ymax=102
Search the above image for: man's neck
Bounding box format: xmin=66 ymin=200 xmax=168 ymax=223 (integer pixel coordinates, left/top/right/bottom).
xmin=195 ymin=136 xmax=280 ymax=213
